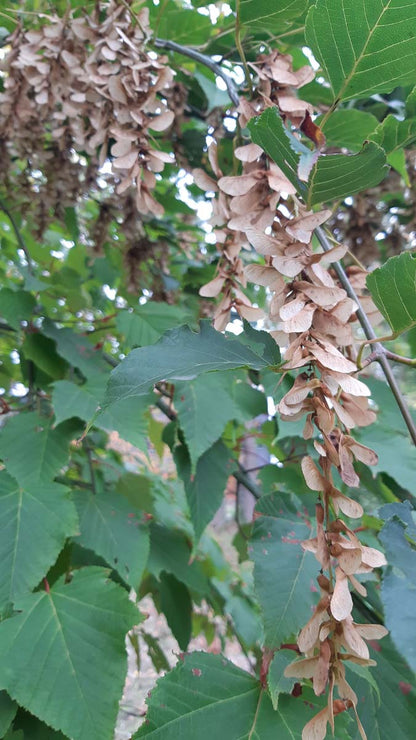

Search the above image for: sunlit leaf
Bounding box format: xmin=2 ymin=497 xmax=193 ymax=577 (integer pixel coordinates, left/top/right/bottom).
xmin=306 ymin=0 xmax=416 ymax=102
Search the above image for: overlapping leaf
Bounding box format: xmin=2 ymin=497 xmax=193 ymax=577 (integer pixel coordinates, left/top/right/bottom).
xmin=53 ymin=377 xmax=153 ymax=449
xmin=72 ymin=488 xmax=150 ymax=590
xmin=116 ymin=303 xmax=191 ymax=348
xmin=175 ymin=440 xmax=234 ymax=541
xmin=366 ymin=252 xmax=416 ymax=335
xmin=248 ymin=107 xmax=387 ymax=206
xmin=238 ymin=0 xmax=307 ymax=31
xmin=251 ymin=494 xmax=318 ymax=647
xmin=0 ymin=568 xmax=139 ymax=740
xmin=105 ymin=322 xmax=277 ymax=407
xmin=0 ymin=471 xmax=78 ymax=610
xmin=306 ymin=0 xmax=416 ymax=102
xmin=0 ymin=413 xmax=72 ymax=487
xmin=317 ymin=110 xmax=379 ymax=152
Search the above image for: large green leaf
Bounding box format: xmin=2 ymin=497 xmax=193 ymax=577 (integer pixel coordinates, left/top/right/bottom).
xmin=0 ymin=413 xmax=72 ymax=487
xmin=366 ymin=252 xmax=416 ymax=335
xmin=305 ymin=0 xmax=416 ymax=102
xmin=53 ymin=378 xmax=152 ymax=449
xmin=348 ymin=638 xmax=416 ymax=740
xmin=0 ymin=568 xmax=139 ymax=740
xmin=251 ymin=494 xmax=318 ymax=648
xmin=104 ymin=322 xmax=276 ymax=407
xmin=134 ymin=651 xmax=352 ymax=739
xmin=116 ymin=303 xmax=191 ymax=348
xmin=175 ymin=440 xmax=234 ymax=541
xmin=248 ymin=107 xmax=387 ymax=206
xmin=378 ymin=509 xmax=416 ymax=673
xmin=0 ymin=471 xmax=78 ymax=610
xmin=72 ymin=489 xmax=150 ymax=591
xmin=238 ymin=0 xmax=307 ymax=31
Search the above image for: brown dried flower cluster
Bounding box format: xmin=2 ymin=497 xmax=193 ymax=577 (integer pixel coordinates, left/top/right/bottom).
xmin=0 ymin=2 xmax=174 ymax=233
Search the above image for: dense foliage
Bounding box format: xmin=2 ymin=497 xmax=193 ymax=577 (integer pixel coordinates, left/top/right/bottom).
xmin=0 ymin=1 xmax=416 ymax=738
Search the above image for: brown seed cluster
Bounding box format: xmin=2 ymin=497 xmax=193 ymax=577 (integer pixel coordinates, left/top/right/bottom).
xmin=194 ymin=50 xmax=387 ymax=740
xmin=0 ymin=2 xmax=174 ymax=233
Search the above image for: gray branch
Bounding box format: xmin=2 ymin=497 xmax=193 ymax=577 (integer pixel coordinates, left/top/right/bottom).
xmin=154 ymin=38 xmax=240 ymax=107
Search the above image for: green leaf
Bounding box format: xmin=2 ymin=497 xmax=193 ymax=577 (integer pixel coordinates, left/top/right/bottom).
xmin=72 ymin=489 xmax=150 ymax=591
xmin=0 ymin=413 xmax=71 ymax=486
xmin=52 ymin=378 xmax=152 ymax=449
xmin=0 ymin=692 xmax=17 ymax=737
xmin=0 ymin=289 xmax=35 ymax=330
xmin=174 ymin=373 xmax=236 ymax=468
xmin=347 ymin=637 xmax=416 ymax=740
xmin=21 ymin=334 xmax=67 ymax=379
xmin=42 ymin=320 xmax=107 ymax=378
xmin=305 ymin=0 xmax=416 ymax=102
xmin=12 ymin=710 xmax=68 ymax=739
xmin=134 ymin=652 xmax=352 ymax=739
xmin=267 ymin=650 xmax=298 ymax=710
xmin=148 ymin=525 xmax=210 ymax=596
xmin=116 ymin=303 xmax=191 ymax=348
xmin=237 ymin=321 xmax=281 ymax=366
xmin=317 ymin=110 xmax=379 ymax=152
xmin=140 ymin=632 xmax=170 ymax=674
xmin=248 ymin=107 xmax=387 ymax=206
xmin=366 ymin=252 xmax=416 ymax=335
xmin=251 ymin=494 xmax=317 ymax=648
xmin=159 ymin=572 xmax=192 ymax=651
xmin=238 ymin=0 xmax=307 ymax=31
xmin=149 ymin=0 xmax=213 ymax=45
xmin=175 ymin=440 xmax=234 ymax=542
xmin=0 ymin=471 xmax=78 ymax=610
xmin=307 ymin=141 xmax=388 ymax=206
xmin=212 ymin=578 xmax=263 ymax=648
xmin=248 ymin=109 xmax=307 ymax=198
xmin=378 ymin=514 xmax=416 ymax=673
xmin=359 ymin=379 xmax=416 ymax=493
xmin=104 ymin=322 xmax=275 ymax=407
xmin=0 ymin=568 xmax=139 ymax=740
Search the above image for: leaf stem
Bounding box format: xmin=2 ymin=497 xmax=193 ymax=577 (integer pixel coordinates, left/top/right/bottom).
xmin=235 ymin=0 xmax=253 ymax=97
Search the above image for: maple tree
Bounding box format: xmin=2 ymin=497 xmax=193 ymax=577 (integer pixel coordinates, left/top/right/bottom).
xmin=0 ymin=0 xmax=416 ymax=738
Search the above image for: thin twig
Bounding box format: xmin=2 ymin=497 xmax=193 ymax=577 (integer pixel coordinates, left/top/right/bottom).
xmin=154 ymin=38 xmax=240 ymax=107
xmin=360 ymin=347 xmax=416 ymax=369
xmin=235 ymin=0 xmax=253 ymax=96
xmin=315 ymin=226 xmax=416 ymax=446
xmin=83 ymin=439 xmax=97 ymax=494
xmin=0 ymin=196 xmax=34 ymax=275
